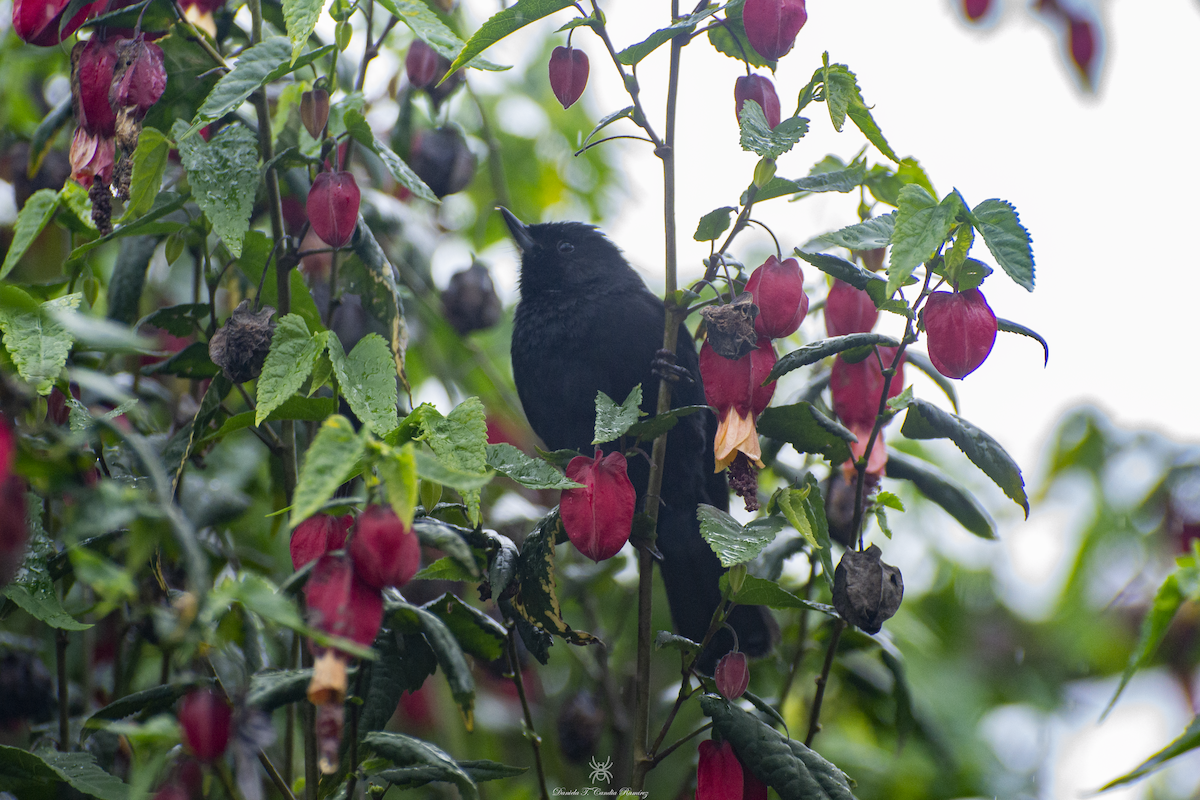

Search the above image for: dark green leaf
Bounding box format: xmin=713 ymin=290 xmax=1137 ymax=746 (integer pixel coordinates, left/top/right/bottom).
xmin=411 ymin=518 xmax=478 ymax=577
xmin=364 ymin=731 xmax=479 ymax=799
xmin=880 ymin=649 xmax=916 ymax=743
xmin=885 ymin=451 xmax=995 ymax=539
xmin=65 ymin=193 xmax=189 ymax=268
xmin=184 ymin=37 xmax=293 ymax=137
xmin=0 ymin=189 xmax=60 ymax=280
xmin=821 ymin=60 xmax=898 ymax=163
xmin=626 ymin=405 xmax=709 ymax=442
xmin=757 ymin=402 xmax=853 ymax=465
xmin=758 ymin=162 xmax=868 ymax=202
xmin=818 ymin=213 xmax=895 ymax=251
xmin=84 ymin=683 xmax=195 ymax=734
xmin=512 ymin=510 xmax=599 ymax=649
xmin=28 ymin=97 xmax=74 ymax=179
xmin=971 ymin=199 xmax=1034 ymax=291
xmin=328 ymin=333 xmax=399 ymax=435
xmin=581 ymin=105 xmax=634 ymax=147
xmin=1 ymin=497 xmax=91 ymax=630
xmin=173 ymin=121 xmax=259 ymax=258
xmin=247 ymin=668 xmax=318 ymax=711
xmin=1099 ymin=715 xmax=1200 ymax=790
xmin=485 ymin=531 xmax=519 ymax=600
xmin=422 ymin=593 xmax=508 ymax=662
xmin=344 ymin=109 xmax=437 ymax=203
xmin=412 ymin=556 xmax=478 ymax=582
xmin=695 ymin=206 xmax=737 ymax=242
xmin=0 ymin=745 xmax=130 ymax=800
xmin=900 ymin=399 xmax=1028 ymax=515
xmin=346 ymin=225 xmax=408 ymax=390
xmin=800 ymin=472 xmax=836 ymax=594
xmin=795 ymin=250 xmax=885 ymax=293
xmin=768 ymin=334 xmax=899 ymax=382
xmin=887 ymin=186 xmax=960 ymax=297
xmin=142 ymin=341 xmax=218 ymax=379
xmin=136 ymin=303 xmax=209 ymax=337
xmin=486 ymin=443 xmax=580 ymax=490
xmin=446 ymin=0 xmax=575 ymax=77
xmin=105 ymin=236 xmax=157 ymax=326
xmin=654 ymin=630 xmax=700 ymax=655
xmin=291 ymin=415 xmax=368 ymax=525
xmin=1104 ymin=570 xmax=1184 ymax=718
xmin=698 ymin=505 xmax=781 ymax=567
xmin=739 ymin=102 xmax=808 ymax=159
xmin=997 ymin=317 xmax=1049 ymax=366
xmin=616 ymin=4 xmax=719 ymax=65
xmin=729 ymin=575 xmax=838 ymax=615
xmin=387 ymin=599 xmax=476 ymax=727
xmin=593 ymin=385 xmax=642 ymax=444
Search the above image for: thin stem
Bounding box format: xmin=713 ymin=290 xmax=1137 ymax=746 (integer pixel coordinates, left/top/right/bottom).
xmin=587 ymin=0 xmax=662 ymax=148
xmin=804 ymin=619 xmax=844 ymax=746
xmin=56 ymin=628 xmax=69 ymax=750
xmin=302 ymin=648 xmax=318 ymax=800
xmin=574 ymin=134 xmax=657 ymax=156
xmin=466 ymin=82 xmax=511 ymax=209
xmin=506 ymin=625 xmax=549 ymax=800
xmin=284 ymin=633 xmax=298 ymax=785
xmin=776 ymin=553 xmax=817 ymax=711
xmin=708 ymin=184 xmax=760 ymax=280
xmin=258 ymin=751 xmax=298 ymax=800
xmin=343 ymin=665 xmax=366 ymax=800
xmin=652 ymin=721 xmax=713 ymax=766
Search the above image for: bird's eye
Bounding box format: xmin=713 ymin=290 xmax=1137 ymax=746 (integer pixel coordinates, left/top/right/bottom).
xmin=557 ymin=241 xmax=575 ymax=255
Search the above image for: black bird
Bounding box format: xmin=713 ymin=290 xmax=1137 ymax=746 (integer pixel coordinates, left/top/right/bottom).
xmin=501 ymin=208 xmax=775 ymax=671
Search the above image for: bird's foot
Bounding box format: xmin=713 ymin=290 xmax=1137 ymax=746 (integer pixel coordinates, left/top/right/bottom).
xmin=652 ymin=349 xmax=694 ymax=385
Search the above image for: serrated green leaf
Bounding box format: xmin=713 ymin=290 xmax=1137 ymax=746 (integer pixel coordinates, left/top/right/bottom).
xmin=821 ymin=60 xmax=898 ymax=163
xmin=819 ymin=213 xmax=895 ymax=251
xmin=142 ymin=341 xmax=218 ymax=379
xmin=777 ymin=487 xmax=818 ymax=547
xmin=486 ymin=443 xmax=580 ymax=490
xmin=358 ymin=630 xmax=435 ymax=734
xmin=446 ymin=0 xmax=575 ymax=77
xmin=344 ymin=108 xmax=437 ymax=203
xmin=625 ymin=404 xmax=708 ymax=442
xmin=1103 ymin=570 xmax=1184 ymax=718
xmin=760 ymin=162 xmax=868 ymax=202
xmin=885 ymin=450 xmax=994 ymax=539
xmin=346 ymin=226 xmax=408 ymax=388
xmin=593 ymin=385 xmax=642 ymax=445
xmin=739 ymin=102 xmax=808 ymax=159
xmin=0 ymin=292 xmax=80 ymax=395
xmin=800 ymin=471 xmax=836 ymax=594
xmin=184 ymin=37 xmax=293 ymax=137
xmin=757 ymin=402 xmax=854 ymax=465
xmin=416 ymin=397 xmax=488 ymax=523
xmin=375 ymin=0 xmax=504 ymax=70
xmin=364 ymin=731 xmax=479 ymax=799
xmin=376 ymin=441 xmax=418 ymax=526
xmin=695 ymin=206 xmax=736 ymax=242
xmin=328 ymin=333 xmax=399 ymax=435
xmin=997 ymin=317 xmax=1049 ymax=366
xmin=0 ymin=189 xmax=60 ymax=280
xmin=247 ymin=668 xmax=318 ymax=711
xmin=413 ymin=450 xmax=494 ymax=492
xmin=120 ymin=127 xmax=169 ymax=222
xmin=412 ymin=556 xmax=477 ymax=582
xmin=707 ymin=4 xmax=774 ymax=69
xmin=654 ymin=630 xmax=700 ymax=654
xmin=900 ymin=398 xmax=1028 ymax=515
xmin=58 ymin=180 xmax=96 ymax=232
xmin=411 ymin=519 xmax=478 ymax=577
xmin=581 ymin=105 xmax=634 ymax=147
xmin=282 ymin=0 xmax=323 ymax=62
xmin=173 ymin=121 xmax=258 ymax=258
xmin=257 ymin=316 xmax=326 ymax=425
xmin=698 ymin=504 xmax=781 ymax=567
xmin=887 ymin=186 xmax=960 ymax=297
xmin=794 ymin=250 xmax=885 ymax=294
xmin=84 ymin=683 xmax=194 ymax=734
xmin=511 ymin=510 xmax=599 ymax=650
xmin=65 ymin=192 xmax=189 ymax=268
xmin=972 ymin=198 xmax=1034 ymax=291
xmin=768 ymin=334 xmax=899 ymax=383
xmin=1099 ymin=715 xmax=1200 ymax=791
xmin=0 ymin=745 xmax=130 ymax=800
xmin=291 ymin=415 xmax=368 ymax=525
xmin=386 ymin=599 xmax=477 ymax=729
xmin=616 ymin=4 xmax=719 ymax=65
xmin=423 ymin=593 xmax=507 ymax=662
xmin=727 ymin=575 xmax=837 ymax=615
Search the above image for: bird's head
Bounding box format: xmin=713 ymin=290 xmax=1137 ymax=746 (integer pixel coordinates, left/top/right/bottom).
xmin=500 ymin=208 xmax=644 ymax=297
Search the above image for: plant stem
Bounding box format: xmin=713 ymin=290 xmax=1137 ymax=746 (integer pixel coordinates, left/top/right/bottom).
xmin=258 ymin=751 xmax=298 ymax=800
xmin=343 ymin=665 xmax=366 ymax=800
xmin=652 ymin=721 xmax=713 ymax=766
xmin=804 ymin=619 xmax=844 ymax=746
xmin=301 ymin=648 xmax=318 ymax=800
xmin=777 ymin=553 xmax=817 ymax=711
xmin=56 ymin=628 xmax=69 ymax=750
xmin=285 ymin=633 xmax=298 ymax=784
xmin=506 ymin=625 xmax=549 ymax=800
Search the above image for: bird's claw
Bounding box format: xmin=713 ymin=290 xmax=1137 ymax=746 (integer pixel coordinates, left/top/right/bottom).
xmin=652 ymin=349 xmax=694 ymax=385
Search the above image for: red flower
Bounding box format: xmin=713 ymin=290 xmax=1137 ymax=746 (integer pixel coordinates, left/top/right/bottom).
xmin=560 ymin=451 xmax=636 ymax=562
xmin=745 ymin=256 xmax=808 ymax=339
xmin=289 ymin=513 xmax=352 ymax=571
xmin=700 ymin=337 xmax=777 ymax=471
xmin=110 ymin=36 xmax=167 ymax=119
xmin=73 ymin=37 xmax=120 ymax=137
xmin=69 ymin=128 xmax=115 ymax=187
xmin=715 ymin=651 xmax=749 ymax=700
xmin=963 ymin=0 xmax=991 ymax=21
xmin=697 ymin=740 xmax=743 ymax=800
xmin=348 ymin=505 xmax=421 ymax=590
xmin=178 ymin=688 xmax=232 ymax=763
xmin=405 ymin=39 xmax=442 ymax=89
xmin=824 ymin=279 xmax=878 ymax=337
xmin=304 ymin=554 xmax=384 ymax=648
xmin=0 ymin=477 xmax=29 ymax=589
xmin=1068 ymin=15 xmax=1097 ymax=83
xmin=12 ymin=0 xmax=104 ymax=46
xmin=734 ymin=74 xmax=781 ymax=130
xmin=0 ymin=413 xmax=14 ymax=485
xmin=549 ymin=45 xmax=589 ymax=110
xmin=830 ymin=347 xmax=905 ymax=431
xmin=742 ymin=0 xmax=808 ymax=61
xmin=922 ymin=288 xmax=997 ymax=379
xmin=306 ymin=171 xmax=360 ymax=249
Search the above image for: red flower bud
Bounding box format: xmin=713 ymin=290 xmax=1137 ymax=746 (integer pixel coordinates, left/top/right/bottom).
xmin=0 ymin=477 xmax=29 ymax=589
xmin=178 ymin=688 xmax=232 ymax=763
xmin=963 ymin=0 xmax=991 ymax=21
xmin=110 ymin=36 xmax=167 ymax=118
xmin=715 ymin=651 xmax=749 ymax=699
xmin=824 ymin=279 xmax=878 ymax=337
xmin=306 ymin=171 xmax=360 ymax=249
xmin=72 ymin=37 xmax=120 ymax=137
xmin=742 ymin=0 xmax=807 ymax=61
xmin=405 ymin=39 xmax=442 ymax=89
xmin=300 ymin=88 xmax=330 ymax=140
xmin=348 ymin=505 xmax=421 ymax=590
xmin=1068 ymin=15 xmax=1096 ymax=83
xmin=829 ymin=347 xmax=905 ymax=429
xmin=69 ymin=128 xmax=115 ymax=187
xmin=549 ymin=45 xmax=589 ymax=109
xmin=305 ymin=554 xmax=384 ymax=648
xmin=745 ymin=255 xmax=808 ymax=339
xmin=701 ymin=337 xmax=776 ymax=471
xmin=560 ymin=451 xmax=636 ymax=562
xmin=290 ymin=513 xmax=352 ymax=570
xmin=734 ymin=74 xmax=781 ymax=130
xmin=922 ymin=288 xmax=997 ymax=379
xmin=13 ymin=0 xmax=104 ymax=46
xmin=697 ymin=740 xmax=743 ymax=800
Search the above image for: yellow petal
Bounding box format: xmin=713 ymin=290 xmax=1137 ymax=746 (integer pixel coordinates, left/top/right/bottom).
xmin=307 ymin=649 xmax=348 ymax=705
xmin=714 ymin=410 xmax=764 ymax=471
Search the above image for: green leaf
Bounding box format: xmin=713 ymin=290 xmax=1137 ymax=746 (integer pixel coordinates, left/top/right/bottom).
xmin=183 ymin=37 xmax=293 ymax=137
xmin=414 ymin=451 xmax=494 ymax=493
xmin=120 ymin=127 xmax=169 ymax=222
xmin=484 ymin=531 xmax=519 ymax=600
xmin=794 ymin=250 xmax=884 ymax=294
xmin=373 ymin=760 xmax=525 ymax=790
xmin=819 ymin=213 xmax=895 ymax=251
xmin=412 ymin=519 xmax=478 ymax=577
xmin=997 ymin=317 xmax=1049 ymax=366
xmin=412 ymin=556 xmax=477 ymax=582
xmin=903 ymin=349 xmax=959 ymax=413
xmin=142 ymin=341 xmax=218 ymax=379
xmin=777 ymin=486 xmax=818 ymax=547
xmin=416 ymin=397 xmax=489 ymax=524
xmin=486 ymin=443 xmax=580 ymax=490
xmin=1099 ymin=715 xmax=1200 ymax=791
xmin=655 ymin=630 xmax=700 ymax=655
xmin=581 ymin=105 xmax=634 ymax=148
xmin=364 ymin=731 xmax=479 ymax=800
xmin=282 ymin=0 xmax=323 ymax=62
xmin=247 ymin=668 xmax=320 ymax=711
xmin=768 ymin=334 xmax=899 ymax=383
xmin=616 ymin=4 xmax=719 ymax=65
xmin=446 ymin=0 xmax=575 ymax=77
xmin=701 ymin=695 xmax=858 ymax=800
xmin=625 ymin=404 xmax=708 ymax=442
xmin=885 ymin=451 xmax=995 ymax=539
xmin=104 ymin=236 xmax=155 ymax=327
xmin=291 ymin=415 xmax=368 ymax=525
xmin=695 ymin=206 xmax=737 ymax=242
xmin=821 ymin=59 xmax=899 ymax=163
xmin=1103 ymin=570 xmax=1184 ymax=718
xmin=375 ymin=0 xmax=505 ymax=70
xmin=28 ymin=97 xmax=74 ymax=179
xmin=0 ymin=745 xmax=130 ymax=799
xmin=900 ymin=398 xmax=1028 ymax=515
xmin=375 ymin=441 xmax=419 ymax=526
xmin=0 ymin=189 xmax=60 ymax=280
xmin=173 ymin=121 xmax=258 ymax=258
xmin=511 ymin=510 xmax=599 ymax=651
xmin=739 ymin=102 xmax=808 ymax=159
xmin=136 ymin=304 xmax=209 ymax=338
xmin=343 ymin=109 xmax=437 ymax=203
xmin=387 ymin=600 xmax=477 ymax=728
xmin=757 ymin=402 xmax=853 ymax=465
xmin=697 ymin=504 xmax=782 ymax=567
xmin=346 ymin=225 xmax=409 ymax=388
xmin=707 ymin=4 xmax=774 ymax=69
xmin=971 ymin=199 xmax=1034 ymax=291
xmin=422 ymin=593 xmax=508 ymax=662
xmin=887 ymin=186 xmax=960 ymax=297
xmin=65 ymin=192 xmax=189 ymax=268
xmin=328 ymin=333 xmax=399 ymax=434
xmin=0 ymin=291 xmax=80 ymax=395
xmin=593 ymin=385 xmax=642 ymax=445
xmin=84 ymin=683 xmax=195 ymax=735
xmin=729 ymin=575 xmax=838 ymax=615
xmin=256 ymin=315 xmax=327 ymax=425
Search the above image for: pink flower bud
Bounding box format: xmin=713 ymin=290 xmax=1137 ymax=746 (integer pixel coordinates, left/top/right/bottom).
xmin=290 ymin=513 xmax=352 ymax=570
xmin=300 ymin=88 xmax=330 ymax=140
xmin=715 ymin=651 xmax=749 ymax=699
xmin=824 ymin=279 xmax=878 ymax=337
xmin=560 ymin=451 xmax=636 ymax=562
xmin=69 ymin=128 xmax=115 ymax=187
xmin=178 ymin=688 xmax=232 ymax=763
xmin=923 ymin=288 xmax=997 ymax=379
xmin=745 ymin=255 xmax=808 ymax=339
xmin=13 ymin=0 xmax=104 ymax=46
xmin=110 ymin=36 xmax=167 ymax=118
xmin=963 ymin=0 xmax=991 ymax=21
xmin=72 ymin=37 xmax=120 ymax=137
xmin=742 ymin=0 xmax=807 ymax=61
xmin=348 ymin=505 xmax=421 ymax=590
xmin=405 ymin=39 xmax=442 ymax=88
xmin=696 ymin=740 xmax=743 ymax=800
xmin=734 ymin=74 xmax=781 ymax=130
xmin=306 ymin=171 xmax=360 ymax=249
xmin=549 ymin=45 xmax=589 ymax=109
xmin=829 ymin=347 xmax=905 ymax=429
xmin=305 ymin=554 xmax=384 ymax=648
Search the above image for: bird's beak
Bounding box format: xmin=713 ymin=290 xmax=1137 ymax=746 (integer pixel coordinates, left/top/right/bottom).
xmin=499 ymin=207 xmax=535 ymax=253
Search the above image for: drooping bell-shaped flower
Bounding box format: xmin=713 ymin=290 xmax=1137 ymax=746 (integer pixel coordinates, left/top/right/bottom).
xmin=348 ymin=505 xmax=421 ymax=590
xmin=742 ymin=0 xmax=807 ymax=61
xmin=13 ymin=0 xmax=104 ymax=46
xmin=69 ymin=127 xmax=115 ymax=187
xmin=560 ymin=451 xmax=636 ymax=562
xmin=72 ymin=37 xmax=120 ymax=137
xmin=300 ymin=88 xmax=330 ymax=140
xmin=110 ymin=36 xmax=167 ymax=118
xmin=734 ymin=74 xmax=781 ymax=130
xmin=405 ymin=39 xmax=441 ymax=89
xmin=307 ymin=171 xmax=360 ymax=249
xmin=696 ymin=740 xmax=744 ymax=800
xmin=549 ymin=45 xmax=589 ymax=109
xmin=824 ymin=279 xmax=878 ymax=337
xmin=700 ymin=337 xmax=777 ymax=472
xmin=409 ymin=127 xmax=477 ymax=199
xmin=715 ymin=651 xmax=749 ymax=700
xmin=304 ymin=554 xmax=384 ymax=705
xmin=963 ymin=0 xmax=991 ymax=22
xmin=829 ymin=347 xmax=905 ymax=430
xmin=289 ymin=513 xmax=352 ymax=571
xmin=922 ymin=288 xmax=997 ymax=379
xmin=745 ymin=256 xmax=808 ymax=339
xmin=1069 ymin=15 xmax=1097 ymax=85
xmin=178 ymin=688 xmax=233 ymax=763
